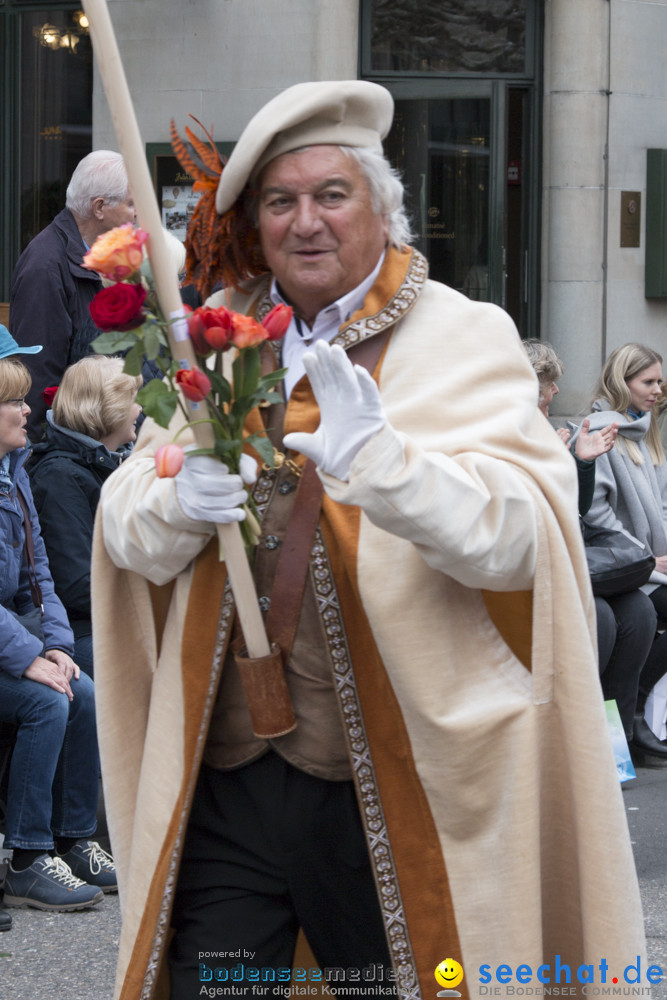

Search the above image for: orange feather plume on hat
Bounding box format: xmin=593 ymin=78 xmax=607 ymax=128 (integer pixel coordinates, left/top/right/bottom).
xmin=170 ymin=116 xmax=267 ymax=300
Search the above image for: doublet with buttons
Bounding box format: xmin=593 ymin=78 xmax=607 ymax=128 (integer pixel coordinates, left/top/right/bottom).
xmin=203 ymin=406 xmax=352 ymax=780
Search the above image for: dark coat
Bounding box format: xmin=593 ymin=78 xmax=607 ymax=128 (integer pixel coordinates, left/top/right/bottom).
xmin=9 ymin=208 xmax=103 ymax=438
xmin=0 ymin=448 xmax=74 ymax=677
xmin=27 ymin=420 xmax=122 ymax=635
xmin=9 ymin=208 xmax=162 ymax=440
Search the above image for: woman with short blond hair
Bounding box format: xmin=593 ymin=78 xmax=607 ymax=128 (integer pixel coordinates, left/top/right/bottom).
xmin=28 ymin=356 xmax=142 ymax=678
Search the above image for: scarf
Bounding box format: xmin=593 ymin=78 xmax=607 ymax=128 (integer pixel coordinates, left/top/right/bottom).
xmin=0 ymin=454 xmax=11 ymax=491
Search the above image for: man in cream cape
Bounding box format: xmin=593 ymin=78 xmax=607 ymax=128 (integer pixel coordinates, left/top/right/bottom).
xmin=92 ymin=81 xmax=647 ymax=1000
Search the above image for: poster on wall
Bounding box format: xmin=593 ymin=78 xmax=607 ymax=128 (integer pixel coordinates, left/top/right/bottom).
xmin=152 ymin=153 xmax=197 ymax=243
xmin=147 ymin=141 xmax=233 ymax=244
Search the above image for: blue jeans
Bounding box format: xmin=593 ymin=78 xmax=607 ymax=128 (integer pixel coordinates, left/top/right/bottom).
xmin=0 ymin=669 xmax=99 ymax=849
xmin=73 ymin=633 xmax=94 ymax=680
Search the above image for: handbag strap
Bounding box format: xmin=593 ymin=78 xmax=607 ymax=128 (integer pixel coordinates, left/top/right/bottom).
xmin=261 ymin=329 xmax=392 ymax=663
xmin=16 ymin=486 xmax=44 ymax=613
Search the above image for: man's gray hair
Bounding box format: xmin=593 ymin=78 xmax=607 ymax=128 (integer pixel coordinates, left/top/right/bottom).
xmin=341 ymin=146 xmax=413 ymax=248
xmin=66 ymin=150 xmax=129 ymax=219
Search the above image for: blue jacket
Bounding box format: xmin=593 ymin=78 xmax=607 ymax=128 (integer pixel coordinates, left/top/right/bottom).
xmin=27 ymin=417 xmax=123 ymax=633
xmin=0 ymin=448 xmax=74 ymax=678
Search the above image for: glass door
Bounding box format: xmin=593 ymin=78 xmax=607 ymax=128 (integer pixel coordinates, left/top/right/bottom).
xmin=385 ymin=86 xmax=494 ymax=301
xmin=0 ymin=4 xmax=92 ymax=299
xmin=382 ymin=79 xmax=538 ymax=336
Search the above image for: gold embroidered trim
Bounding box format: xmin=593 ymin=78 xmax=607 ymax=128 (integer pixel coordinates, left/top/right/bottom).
xmin=253 ymin=249 xmax=428 ymax=357
xmin=335 ymin=250 xmax=428 ymax=351
xmin=310 ymin=529 xmax=420 ymax=1000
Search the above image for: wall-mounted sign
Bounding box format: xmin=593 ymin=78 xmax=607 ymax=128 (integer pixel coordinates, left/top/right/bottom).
xmin=620 ymin=191 xmax=641 ymax=248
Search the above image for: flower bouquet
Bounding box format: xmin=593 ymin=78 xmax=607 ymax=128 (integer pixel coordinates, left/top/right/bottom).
xmin=83 ymin=223 xmax=291 ymax=545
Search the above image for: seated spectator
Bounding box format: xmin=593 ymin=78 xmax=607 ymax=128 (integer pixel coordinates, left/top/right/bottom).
xmin=581 ymin=342 xmax=667 ymax=764
xmin=524 ymin=339 xmax=661 ymax=758
xmin=0 ymin=345 xmax=116 ymax=909
xmin=28 ymin=357 xmax=142 ymax=678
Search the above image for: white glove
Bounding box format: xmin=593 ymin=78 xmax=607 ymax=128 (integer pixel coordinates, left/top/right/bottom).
xmin=175 ymin=452 xmax=257 ymax=523
xmin=283 ymin=340 xmax=386 ymax=481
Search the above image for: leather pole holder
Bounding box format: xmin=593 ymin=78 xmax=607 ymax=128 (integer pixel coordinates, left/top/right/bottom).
xmin=233 ymin=641 xmax=297 ymax=739
xmin=233 ymin=328 xmax=392 ymax=740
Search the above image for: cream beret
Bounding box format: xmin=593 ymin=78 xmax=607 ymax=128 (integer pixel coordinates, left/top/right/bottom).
xmin=215 ymin=80 xmax=394 ymax=214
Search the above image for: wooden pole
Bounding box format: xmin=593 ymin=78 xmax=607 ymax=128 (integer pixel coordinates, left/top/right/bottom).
xmin=82 ymin=0 xmax=270 ymax=659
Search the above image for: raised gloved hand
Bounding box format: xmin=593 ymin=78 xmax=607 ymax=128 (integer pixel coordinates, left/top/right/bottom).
xmin=175 ymin=452 xmax=257 ymax=523
xmin=283 ymin=340 xmax=386 ymax=481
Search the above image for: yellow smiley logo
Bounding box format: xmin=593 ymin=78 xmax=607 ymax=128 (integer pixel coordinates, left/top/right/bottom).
xmin=435 ymin=959 xmax=464 ymax=990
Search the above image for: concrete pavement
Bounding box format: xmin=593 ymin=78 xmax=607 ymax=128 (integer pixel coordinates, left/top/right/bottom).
xmin=0 ymin=765 xmax=666 ymax=999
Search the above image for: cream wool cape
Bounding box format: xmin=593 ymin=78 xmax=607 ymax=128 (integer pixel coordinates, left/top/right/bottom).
xmin=92 ymin=247 xmax=647 ymax=1000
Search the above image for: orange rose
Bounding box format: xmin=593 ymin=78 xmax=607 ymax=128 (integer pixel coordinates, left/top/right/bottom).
xmin=83 ymin=224 xmax=148 ymax=282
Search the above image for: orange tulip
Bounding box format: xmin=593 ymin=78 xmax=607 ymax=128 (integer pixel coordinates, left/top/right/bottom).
xmin=230 ymin=314 xmax=269 ymax=349
xmin=155 ymin=443 xmax=184 ymax=478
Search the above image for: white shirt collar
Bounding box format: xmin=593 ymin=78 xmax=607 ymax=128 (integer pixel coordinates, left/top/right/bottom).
xmin=270 ymin=252 xmax=386 ymax=398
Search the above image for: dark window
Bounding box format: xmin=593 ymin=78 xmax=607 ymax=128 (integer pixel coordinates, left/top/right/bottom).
xmin=363 ymin=0 xmax=528 ymax=76
xmin=0 ymin=4 xmax=92 ymax=297
xmin=18 ymin=9 xmax=92 ymax=247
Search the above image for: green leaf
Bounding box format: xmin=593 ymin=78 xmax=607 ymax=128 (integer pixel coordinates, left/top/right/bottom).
xmin=232 ymin=348 xmax=261 ymax=399
xmin=208 ymin=370 xmax=232 ymax=405
xmin=120 ymin=342 xmax=142 ymax=376
xmin=181 ymin=447 xmax=215 ymax=459
xmin=136 ymin=379 xmax=178 ymax=428
xmin=258 ymin=368 xmax=288 ymax=391
xmin=142 ymin=323 xmax=162 ymax=361
xmin=254 ymin=390 xmax=284 ymax=406
xmin=245 ymin=433 xmax=275 ymax=467
xmin=123 ymin=341 xmax=145 ymax=376
xmin=91 ymin=330 xmax=139 ymax=355
xmin=230 ymin=395 xmax=254 ymax=419
xmin=213 ymin=438 xmax=240 ymax=457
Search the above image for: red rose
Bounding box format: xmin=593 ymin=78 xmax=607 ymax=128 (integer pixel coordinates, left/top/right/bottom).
xmin=175 ymin=367 xmax=212 ymax=402
xmin=89 ymin=282 xmax=147 ymax=331
xmin=42 ymin=385 xmax=59 ymax=407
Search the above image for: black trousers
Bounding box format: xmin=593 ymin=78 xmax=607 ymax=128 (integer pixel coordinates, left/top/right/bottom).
xmin=168 ymin=752 xmax=392 ymax=1000
xmin=636 ymin=584 xmax=667 ymax=709
xmin=595 ymin=590 xmax=657 ymax=736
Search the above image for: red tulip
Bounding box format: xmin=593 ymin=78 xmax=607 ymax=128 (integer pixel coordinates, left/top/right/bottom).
xmin=203 ymin=325 xmax=230 ymax=350
xmin=155 ymin=443 xmax=184 ymax=478
xmin=175 ymin=367 xmax=212 ymax=402
xmin=261 ymin=303 xmax=293 ymax=341
xmin=187 ymin=306 xmax=233 ymax=353
xmin=186 ymin=311 xmax=211 ymax=356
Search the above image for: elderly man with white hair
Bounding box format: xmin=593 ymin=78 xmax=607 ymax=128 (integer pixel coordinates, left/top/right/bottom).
xmin=9 ymin=150 xmax=136 ymax=435
xmin=93 ymin=81 xmax=647 ymax=1000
